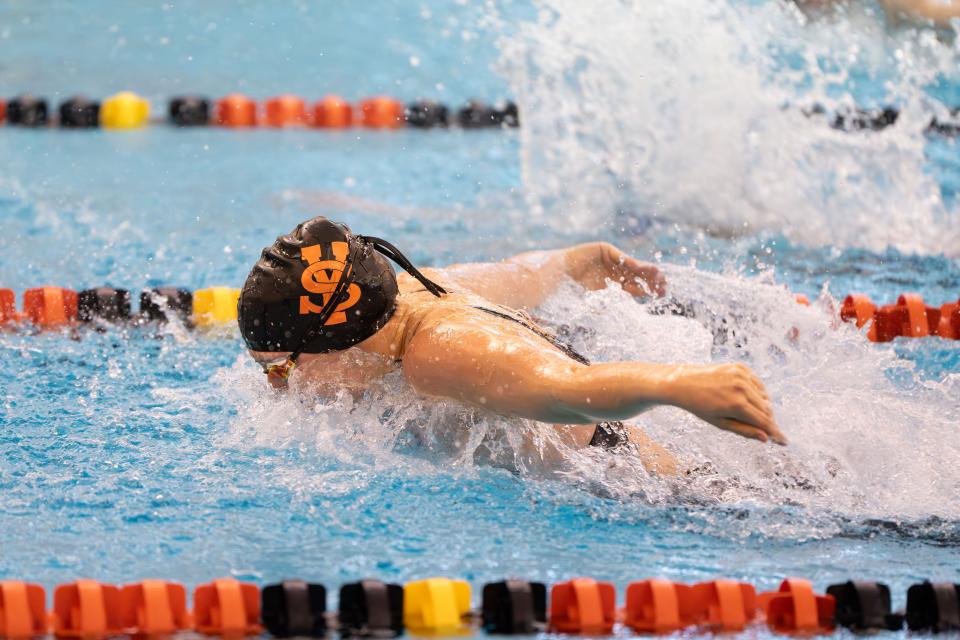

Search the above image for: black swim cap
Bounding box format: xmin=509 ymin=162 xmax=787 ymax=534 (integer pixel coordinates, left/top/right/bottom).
xmin=238 ymin=217 xmax=443 ymax=356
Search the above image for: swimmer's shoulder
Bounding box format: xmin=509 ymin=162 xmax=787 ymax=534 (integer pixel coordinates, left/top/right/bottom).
xmin=396 ymin=271 xmax=482 ymax=307
xmin=394 ymin=274 xmax=506 ymax=337
xmin=396 ymin=269 xmax=449 ymax=294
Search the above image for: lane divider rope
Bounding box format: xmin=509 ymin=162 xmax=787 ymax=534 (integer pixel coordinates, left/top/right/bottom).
xmin=4 ymin=94 xmax=959 ymax=136
xmin=1 ymin=286 xmax=958 ymax=343
xmin=802 ymin=103 xmax=960 ymax=137
xmin=0 ymin=577 xmax=956 ymax=637
xmin=1 ymin=93 xmax=519 ymax=130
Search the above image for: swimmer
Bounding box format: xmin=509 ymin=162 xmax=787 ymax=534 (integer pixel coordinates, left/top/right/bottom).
xmin=238 ymin=217 xmax=786 ymax=476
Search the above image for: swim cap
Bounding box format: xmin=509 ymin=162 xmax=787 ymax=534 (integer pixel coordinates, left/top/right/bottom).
xmin=238 ymin=216 xmax=444 ymax=356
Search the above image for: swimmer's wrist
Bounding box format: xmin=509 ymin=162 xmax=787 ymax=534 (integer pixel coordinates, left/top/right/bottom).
xmin=652 ymin=365 xmax=692 ymax=408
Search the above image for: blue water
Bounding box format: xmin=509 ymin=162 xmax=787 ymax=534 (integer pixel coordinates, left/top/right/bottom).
xmin=1 ymin=0 xmax=959 ymax=630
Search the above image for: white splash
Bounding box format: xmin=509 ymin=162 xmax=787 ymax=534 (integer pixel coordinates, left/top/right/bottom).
xmin=496 ymin=0 xmax=960 ymax=254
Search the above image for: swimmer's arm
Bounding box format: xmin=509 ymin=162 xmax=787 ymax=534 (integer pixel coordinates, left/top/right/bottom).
xmin=535 ymin=423 xmax=678 ymax=476
xmin=436 ymin=242 xmax=665 ymax=311
xmin=623 ymin=424 xmax=679 ymax=476
xmin=880 ymin=0 xmax=960 ymax=24
xmin=403 ymin=323 xmax=786 ymax=445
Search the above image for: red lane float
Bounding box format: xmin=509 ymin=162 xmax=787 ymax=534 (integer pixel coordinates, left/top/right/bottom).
xmin=0 ymin=288 xmax=16 ymax=325
xmin=313 ymin=96 xmax=353 ymax=128
xmin=23 ymin=287 xmax=78 ymax=328
xmin=192 ymin=578 xmax=261 ymax=636
xmin=758 ymin=578 xmax=835 ymax=634
xmin=360 ymin=96 xmax=404 ymax=129
xmin=216 ymin=94 xmax=258 ymax=127
xmin=548 ymin=578 xmax=616 ymax=634
xmin=0 ymin=581 xmax=47 ymax=638
xmin=263 ymin=95 xmax=308 ymax=128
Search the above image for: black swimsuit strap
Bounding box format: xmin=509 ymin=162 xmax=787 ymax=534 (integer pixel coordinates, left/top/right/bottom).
xmin=471 ymin=305 xmax=592 ymax=366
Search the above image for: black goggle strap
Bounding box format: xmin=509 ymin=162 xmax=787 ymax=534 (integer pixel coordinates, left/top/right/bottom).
xmin=358 ymin=235 xmax=447 ymax=298
xmin=265 ymin=245 xmax=357 ymax=387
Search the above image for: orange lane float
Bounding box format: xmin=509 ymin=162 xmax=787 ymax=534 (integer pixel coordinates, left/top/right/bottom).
xmin=840 ymin=294 xmax=877 ymax=329
xmin=360 ymin=96 xmax=404 ymax=129
xmin=51 ymin=580 xmax=125 ymax=638
xmin=119 ymin=580 xmax=192 ymax=635
xmin=216 ymin=94 xmax=258 ymax=127
xmin=840 ymin=293 xmax=960 ymax=342
xmin=938 ymin=300 xmax=960 ymax=339
xmin=192 ymin=578 xmax=262 ymax=636
xmin=0 ymin=581 xmax=48 ymax=638
xmin=689 ymin=579 xmax=757 ymax=631
xmin=623 ymin=579 xmax=756 ymax=633
xmin=758 ymin=578 xmax=835 ymax=634
xmin=313 ymin=96 xmax=353 ymax=128
xmin=891 ymin=293 xmax=933 ymax=338
xmin=262 ymin=95 xmax=308 ymax=128
xmin=548 ymin=578 xmax=616 ymax=635
xmin=23 ymin=287 xmax=78 ymax=328
xmin=623 ymin=579 xmax=696 ymax=633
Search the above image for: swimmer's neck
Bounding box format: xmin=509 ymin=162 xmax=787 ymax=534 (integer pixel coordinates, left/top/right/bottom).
xmin=355 ymin=297 xmax=418 ymax=360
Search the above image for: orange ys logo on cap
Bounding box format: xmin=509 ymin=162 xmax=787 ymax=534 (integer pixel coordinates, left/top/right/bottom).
xmin=299 ymin=242 xmax=362 ymax=324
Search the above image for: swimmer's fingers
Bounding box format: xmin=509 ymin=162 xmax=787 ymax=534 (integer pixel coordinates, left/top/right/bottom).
xmin=749 ymin=401 xmax=786 ymax=445
xmin=744 ymin=385 xmax=774 ymax=422
xmin=739 ymin=403 xmax=787 ymax=446
xmin=597 ymin=244 xmax=665 ymax=298
xmin=618 ymin=257 xmax=666 ymax=298
xmin=734 ymin=363 xmax=770 ymax=401
xmin=735 ymin=368 xmax=784 ymax=444
xmin=724 ymin=391 xmax=786 ymax=445
xmin=715 ymin=418 xmax=769 ymax=443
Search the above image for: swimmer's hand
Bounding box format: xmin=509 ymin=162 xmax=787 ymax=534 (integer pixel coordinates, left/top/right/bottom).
xmin=568 ymin=242 xmax=666 ymax=298
xmin=666 ymin=364 xmax=787 ymax=445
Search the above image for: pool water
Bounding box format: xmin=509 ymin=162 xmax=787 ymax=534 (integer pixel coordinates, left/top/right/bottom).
xmin=1 ymin=0 xmax=958 ymax=628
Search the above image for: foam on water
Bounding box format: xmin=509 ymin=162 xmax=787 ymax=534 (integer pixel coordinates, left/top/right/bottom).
xmin=496 ymin=0 xmax=960 ymax=254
